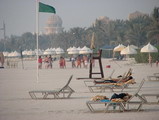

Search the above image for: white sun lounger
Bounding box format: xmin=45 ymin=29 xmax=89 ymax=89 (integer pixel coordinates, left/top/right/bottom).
xmin=29 ymin=75 xmax=74 ymax=99
xmin=86 ymin=79 xmax=145 ymax=112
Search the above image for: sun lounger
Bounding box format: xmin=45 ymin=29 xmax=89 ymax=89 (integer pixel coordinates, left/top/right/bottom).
xmin=83 ymin=68 xmax=133 ymax=87
xmin=87 ymin=79 xmax=135 ymax=92
xmin=29 ymin=75 xmax=74 ymax=99
xmin=86 ymin=79 xmax=145 ymax=112
xmin=141 ymin=94 xmax=159 ymax=104
xmin=87 ymin=68 xmax=135 ymax=92
xmin=86 ymin=100 xmax=125 ymax=112
xmin=147 ymin=73 xmax=159 ymax=81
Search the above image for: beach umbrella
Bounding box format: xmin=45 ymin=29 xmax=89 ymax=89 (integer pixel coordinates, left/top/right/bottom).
xmin=77 ymin=47 xmax=81 ymax=51
xmin=140 ymin=43 xmax=158 ymax=64
xmin=3 ymin=52 xmax=9 ymax=57
xmin=121 ymin=45 xmax=137 ymax=55
xmin=79 ymin=46 xmax=92 ymax=54
xmin=43 ymin=48 xmax=56 ymax=55
xmin=113 ymin=44 xmax=126 ymax=59
xmin=55 ymin=47 xmax=64 ymax=54
xmin=68 ymin=46 xmax=79 ymax=55
xmin=67 ymin=47 xmax=72 ymax=52
xmin=35 ymin=49 xmax=43 ymax=56
xmin=140 ymin=43 xmax=158 ymax=53
xmin=113 ymin=44 xmax=126 ymax=52
xmin=130 ymin=45 xmax=138 ymax=49
xmin=27 ymin=50 xmax=36 ymax=56
xmin=8 ymin=51 xmax=21 ymax=57
xmin=22 ymin=50 xmax=28 ymax=56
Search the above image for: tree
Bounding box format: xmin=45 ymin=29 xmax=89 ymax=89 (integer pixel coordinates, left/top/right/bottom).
xmin=147 ymin=7 xmax=159 ymax=45
xmin=125 ymin=16 xmax=151 ymax=46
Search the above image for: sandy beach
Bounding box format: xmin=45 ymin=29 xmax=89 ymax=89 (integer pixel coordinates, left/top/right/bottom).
xmin=0 ymin=58 xmax=159 ymax=120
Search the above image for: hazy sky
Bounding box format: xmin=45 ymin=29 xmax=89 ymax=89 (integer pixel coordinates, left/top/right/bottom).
xmin=0 ymin=0 xmax=159 ymax=39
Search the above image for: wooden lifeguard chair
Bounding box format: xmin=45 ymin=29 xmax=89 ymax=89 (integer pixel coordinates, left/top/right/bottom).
xmin=89 ymin=49 xmax=104 ymax=79
xmin=76 ymin=49 xmax=104 ymax=80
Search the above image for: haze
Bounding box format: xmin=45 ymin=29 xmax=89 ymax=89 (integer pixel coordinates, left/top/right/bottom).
xmin=0 ymin=0 xmax=158 ymax=39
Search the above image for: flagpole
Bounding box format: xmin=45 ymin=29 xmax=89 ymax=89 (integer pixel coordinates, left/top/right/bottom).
xmin=36 ymin=0 xmax=39 ymax=83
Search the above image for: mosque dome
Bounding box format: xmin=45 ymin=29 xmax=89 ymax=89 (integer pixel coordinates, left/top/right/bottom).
xmin=47 ymin=14 xmax=62 ymax=26
xmin=45 ymin=14 xmax=63 ymax=34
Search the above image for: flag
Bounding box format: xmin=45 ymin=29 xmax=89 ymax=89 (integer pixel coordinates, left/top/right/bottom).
xmin=36 ymin=1 xmax=56 ymax=82
xmin=39 ymin=2 xmax=56 ymax=13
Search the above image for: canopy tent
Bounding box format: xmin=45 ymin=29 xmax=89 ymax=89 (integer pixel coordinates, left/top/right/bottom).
xmin=68 ymin=46 xmax=79 ymax=55
xmin=79 ymin=46 xmax=92 ymax=54
xmin=43 ymin=48 xmax=56 ymax=55
xmin=55 ymin=47 xmax=64 ymax=55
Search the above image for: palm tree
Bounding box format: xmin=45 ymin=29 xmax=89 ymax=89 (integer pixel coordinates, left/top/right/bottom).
xmin=147 ymin=7 xmax=159 ymax=45
xmin=125 ymin=16 xmax=151 ymax=47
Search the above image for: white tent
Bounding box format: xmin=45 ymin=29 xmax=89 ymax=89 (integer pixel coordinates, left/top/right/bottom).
xmin=43 ymin=48 xmax=56 ymax=55
xmin=56 ymin=47 xmax=64 ymax=55
xmin=79 ymin=46 xmax=92 ymax=54
xmin=35 ymin=49 xmax=43 ymax=56
xmin=68 ymin=46 xmax=79 ymax=55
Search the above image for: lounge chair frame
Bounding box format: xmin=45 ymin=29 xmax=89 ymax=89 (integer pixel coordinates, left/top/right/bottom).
xmin=147 ymin=73 xmax=159 ymax=81
xmin=86 ymin=100 xmax=125 ymax=112
xmin=87 ymin=80 xmax=129 ymax=93
xmin=29 ymin=75 xmax=74 ymax=99
xmin=86 ymin=79 xmax=145 ymax=112
xmin=141 ymin=94 xmax=159 ymax=104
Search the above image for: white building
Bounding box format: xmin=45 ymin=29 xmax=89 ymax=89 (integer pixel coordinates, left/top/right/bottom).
xmin=45 ymin=14 xmax=63 ymax=35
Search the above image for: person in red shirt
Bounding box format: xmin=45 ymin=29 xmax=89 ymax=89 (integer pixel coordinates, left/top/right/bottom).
xmin=38 ymin=56 xmax=42 ymax=69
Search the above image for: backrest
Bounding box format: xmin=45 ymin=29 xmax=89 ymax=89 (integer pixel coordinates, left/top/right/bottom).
xmin=109 ymin=69 xmax=115 ymax=78
xmin=65 ymin=75 xmax=73 ymax=87
xmin=60 ymin=75 xmax=73 ymax=91
xmin=135 ymin=79 xmax=145 ymax=94
xmin=127 ymin=79 xmax=145 ymax=102
xmin=124 ymin=68 xmax=132 ymax=79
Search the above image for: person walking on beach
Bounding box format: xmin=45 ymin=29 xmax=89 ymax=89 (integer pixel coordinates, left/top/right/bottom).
xmin=71 ymin=56 xmax=76 ymax=68
xmin=83 ymin=55 xmax=88 ymax=68
xmin=59 ymin=57 xmax=66 ymax=68
xmin=38 ymin=56 xmax=42 ymax=69
xmin=0 ymin=52 xmax=4 ymax=68
xmin=48 ymin=55 xmax=53 ymax=69
xmin=76 ymin=55 xmax=81 ymax=68
xmin=156 ymin=60 xmax=159 ymax=67
xmin=44 ymin=55 xmax=49 ymax=69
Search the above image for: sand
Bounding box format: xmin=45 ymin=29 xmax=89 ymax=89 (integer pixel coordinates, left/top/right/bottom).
xmin=0 ymin=58 xmax=159 ymax=120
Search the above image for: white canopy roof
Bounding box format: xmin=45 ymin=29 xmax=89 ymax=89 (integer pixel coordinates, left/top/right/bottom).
xmin=121 ymin=45 xmax=137 ymax=55
xmin=113 ymin=44 xmax=126 ymax=52
xmin=68 ymin=46 xmax=79 ymax=54
xmin=55 ymin=47 xmax=64 ymax=54
xmin=140 ymin=43 xmax=158 ymax=53
xmin=79 ymin=46 xmax=92 ymax=54
xmin=8 ymin=51 xmax=21 ymax=57
xmin=43 ymin=48 xmax=56 ymax=55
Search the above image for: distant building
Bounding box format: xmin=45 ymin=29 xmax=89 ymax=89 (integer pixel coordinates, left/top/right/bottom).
xmin=128 ymin=11 xmax=148 ymax=20
xmin=45 ymin=14 xmax=63 ymax=35
xmin=98 ymin=16 xmax=110 ymax=24
xmin=92 ymin=16 xmax=110 ymax=26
